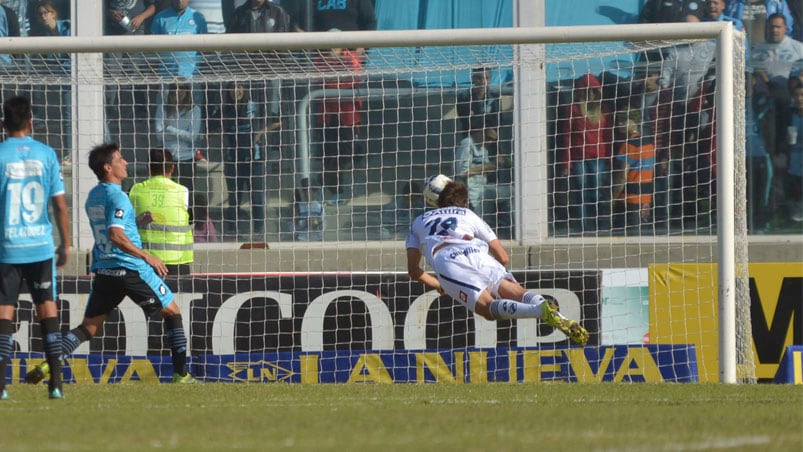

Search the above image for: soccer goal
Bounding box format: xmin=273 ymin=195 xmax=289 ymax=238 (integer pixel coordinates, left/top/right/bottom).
xmin=1 ymin=22 xmax=756 ymax=384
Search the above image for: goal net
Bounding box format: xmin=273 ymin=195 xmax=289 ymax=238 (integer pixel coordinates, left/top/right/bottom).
xmin=2 ymin=24 xmax=757 ymax=385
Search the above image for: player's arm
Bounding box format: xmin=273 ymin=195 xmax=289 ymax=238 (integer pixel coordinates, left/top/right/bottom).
xmin=406 ymin=247 xmax=444 ymax=295
xmin=51 ymin=194 xmax=70 ymax=268
xmin=108 ymin=226 xmax=168 ymax=276
xmin=487 ymin=239 xmax=509 ymax=267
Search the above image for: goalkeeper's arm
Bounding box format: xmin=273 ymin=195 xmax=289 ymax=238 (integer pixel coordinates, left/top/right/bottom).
xmin=406 ymin=247 xmax=444 ymax=295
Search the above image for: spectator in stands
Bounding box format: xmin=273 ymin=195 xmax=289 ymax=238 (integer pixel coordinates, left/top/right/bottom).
xmin=750 ymin=13 xmax=803 ymax=162
xmin=727 ymin=0 xmax=796 ymax=39
xmin=104 ymin=0 xmax=161 ymax=131
xmin=105 ymin=0 xmax=159 ymax=35
xmin=2 ymin=0 xmax=26 ymax=36
xmin=751 ymin=14 xmax=803 ymax=97
xmin=454 ymin=116 xmax=500 ymax=223
xmin=227 ymin=0 xmax=290 ymax=33
xmin=31 ymin=1 xmax=69 ymax=68
xmin=704 ymin=0 xmax=745 ymax=30
xmin=0 ymin=1 xmax=19 ymax=37
xmin=129 ymin=148 xmax=194 ymax=278
xmin=307 ymin=0 xmax=376 ymax=56
xmin=153 ymin=81 xmax=203 ymax=194
xmin=31 ymin=0 xmax=71 ymax=155
xmin=789 ymin=0 xmax=803 ymax=41
xmin=226 ymin=0 xmax=293 ymax=159
xmin=778 ymin=80 xmax=803 ymax=223
xmin=0 ymin=3 xmax=13 ymax=66
xmin=658 ymin=15 xmax=716 ymax=103
xmin=220 ymin=81 xmax=277 ymax=241
xmin=611 ymin=110 xmax=656 ymax=233
xmin=676 ymin=68 xmax=717 ymax=229
xmin=557 ymin=72 xmax=613 ymax=234
xmin=639 ymin=0 xmax=705 ymax=23
xmin=151 ymin=0 xmax=208 ymax=79
xmin=621 ymin=65 xmax=675 ymax=230
xmin=314 ymin=39 xmax=365 ymax=206
xmin=292 ymin=177 xmax=325 ymax=241
xmin=380 ymin=180 xmax=425 ymax=240
xmin=456 ymin=66 xmax=501 ymax=138
xmin=745 ymin=71 xmax=774 ymax=233
xmin=192 ymin=195 xmax=218 ymax=243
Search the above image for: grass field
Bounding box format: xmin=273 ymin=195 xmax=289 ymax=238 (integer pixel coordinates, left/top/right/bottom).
xmin=1 ymin=383 xmax=800 ymax=451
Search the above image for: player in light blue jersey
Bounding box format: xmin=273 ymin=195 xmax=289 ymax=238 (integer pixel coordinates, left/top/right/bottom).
xmin=406 ymin=177 xmax=589 ymax=346
xmin=0 ymin=96 xmax=70 ymax=400
xmin=25 ymin=143 xmax=197 ymax=385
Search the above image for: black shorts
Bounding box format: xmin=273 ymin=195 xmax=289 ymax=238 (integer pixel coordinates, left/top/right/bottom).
xmin=0 ymin=259 xmax=56 ymax=306
xmin=85 ymin=268 xmax=171 ymax=318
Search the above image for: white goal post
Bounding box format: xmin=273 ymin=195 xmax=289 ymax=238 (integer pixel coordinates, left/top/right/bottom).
xmin=0 ymin=22 xmax=753 ymax=384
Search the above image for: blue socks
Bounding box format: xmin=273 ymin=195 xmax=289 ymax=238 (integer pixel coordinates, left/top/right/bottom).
xmin=165 ymin=315 xmax=188 ymax=376
xmin=0 ymin=319 xmax=13 ymax=393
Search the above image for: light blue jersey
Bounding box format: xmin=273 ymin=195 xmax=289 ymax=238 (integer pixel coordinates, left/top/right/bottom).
xmin=85 ymin=182 xmax=148 ymax=272
xmin=0 ymin=136 xmax=64 ymax=264
xmin=151 ymin=6 xmax=208 ymax=78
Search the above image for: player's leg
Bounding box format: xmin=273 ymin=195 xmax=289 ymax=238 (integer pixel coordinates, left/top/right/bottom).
xmin=25 ymin=273 xmax=120 ymax=384
xmin=127 ymin=267 xmax=194 ymax=382
xmin=434 ymin=252 xmax=545 ymax=321
xmin=161 ymin=303 xmax=194 ymax=383
xmin=0 ymin=304 xmax=15 ymax=400
xmin=0 ymin=264 xmax=24 ymax=399
xmin=26 ymin=260 xmax=64 ymax=398
xmin=496 ymin=278 xmax=589 ymax=346
xmin=452 ymin=255 xmax=589 ymax=346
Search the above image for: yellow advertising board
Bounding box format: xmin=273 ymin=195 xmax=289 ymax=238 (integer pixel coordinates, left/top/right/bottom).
xmin=650 ymin=263 xmax=802 ymax=382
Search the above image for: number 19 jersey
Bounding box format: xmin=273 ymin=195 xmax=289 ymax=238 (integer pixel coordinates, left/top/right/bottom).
xmin=0 ymin=136 xmax=65 ymax=264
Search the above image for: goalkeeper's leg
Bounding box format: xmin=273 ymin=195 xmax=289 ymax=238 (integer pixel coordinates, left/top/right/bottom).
xmin=487 ymin=278 xmax=589 ymax=346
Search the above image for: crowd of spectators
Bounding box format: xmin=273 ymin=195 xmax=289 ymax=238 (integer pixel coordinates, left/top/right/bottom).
xmin=548 ymin=0 xmax=803 ymax=236
xmin=1 ymin=0 xmax=801 ymax=240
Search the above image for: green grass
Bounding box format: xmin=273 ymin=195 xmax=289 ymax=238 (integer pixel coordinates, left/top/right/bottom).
xmin=1 ymin=383 xmax=801 ymax=451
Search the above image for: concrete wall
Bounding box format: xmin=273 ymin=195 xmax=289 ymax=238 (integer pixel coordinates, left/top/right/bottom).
xmin=60 ymin=238 xmax=802 ymax=276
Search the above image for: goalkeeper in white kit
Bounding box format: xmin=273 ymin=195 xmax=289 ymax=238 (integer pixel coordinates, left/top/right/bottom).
xmin=406 ymin=175 xmax=588 ymax=345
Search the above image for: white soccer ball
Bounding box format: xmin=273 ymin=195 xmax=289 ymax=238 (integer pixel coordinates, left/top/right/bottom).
xmin=423 ymin=174 xmax=452 ymax=207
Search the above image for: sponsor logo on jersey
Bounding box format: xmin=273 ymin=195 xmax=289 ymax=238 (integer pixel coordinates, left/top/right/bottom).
xmin=96 ymin=268 xmax=127 ymax=277
xmin=114 ymin=209 xmax=124 ymax=218
xmin=6 ymin=160 xmax=44 ymax=178
xmin=449 ymin=247 xmax=482 ymax=260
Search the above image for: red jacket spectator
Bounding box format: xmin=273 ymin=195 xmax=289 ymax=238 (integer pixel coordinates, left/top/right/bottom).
xmin=558 ymin=73 xmax=613 ymax=171
xmin=314 ymin=48 xmax=364 ymax=131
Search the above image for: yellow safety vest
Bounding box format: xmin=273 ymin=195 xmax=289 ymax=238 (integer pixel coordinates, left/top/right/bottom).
xmin=129 ymin=176 xmax=193 ymax=265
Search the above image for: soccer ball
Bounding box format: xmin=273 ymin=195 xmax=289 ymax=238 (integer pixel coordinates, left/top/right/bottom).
xmin=423 ymin=174 xmax=452 ymax=207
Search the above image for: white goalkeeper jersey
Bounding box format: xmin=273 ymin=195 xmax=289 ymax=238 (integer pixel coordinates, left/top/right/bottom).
xmin=405 ymin=206 xmax=497 ymax=268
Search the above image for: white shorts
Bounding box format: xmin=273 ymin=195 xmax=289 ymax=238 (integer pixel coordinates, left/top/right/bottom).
xmin=431 ymin=242 xmax=516 ymax=312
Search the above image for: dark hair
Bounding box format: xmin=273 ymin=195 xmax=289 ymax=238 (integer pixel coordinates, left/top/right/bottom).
xmin=88 ymin=143 xmax=120 ymax=180
xmin=148 ymin=148 xmax=175 ymax=176
xmin=472 ymin=66 xmax=490 ymax=75
xmin=2 ymin=96 xmax=32 ymax=133
xmin=767 ymin=13 xmax=787 ymax=26
xmin=437 ymin=181 xmax=469 ymax=208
